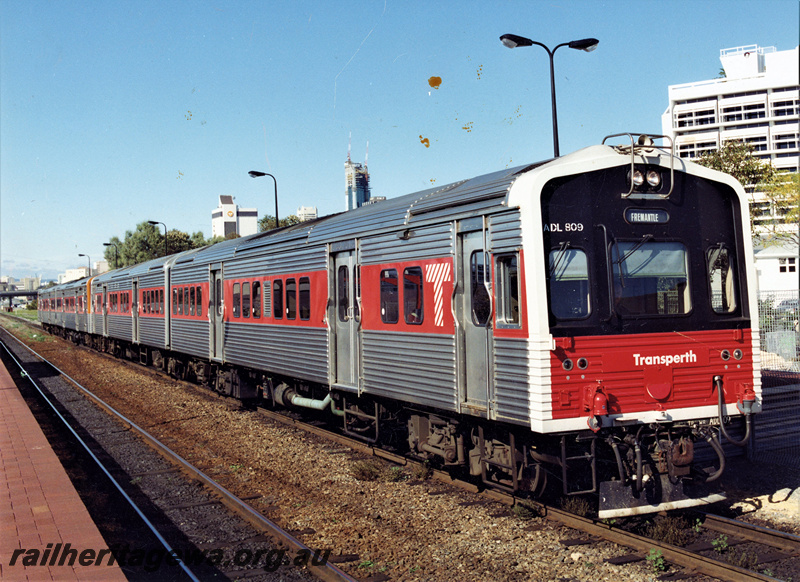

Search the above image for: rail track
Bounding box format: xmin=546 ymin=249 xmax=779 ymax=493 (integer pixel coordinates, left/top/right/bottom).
xmin=0 ymin=327 xmax=356 ymax=582
xmin=2 ymin=315 xmax=799 ymax=581
xmin=254 ymin=403 xmax=800 ymax=581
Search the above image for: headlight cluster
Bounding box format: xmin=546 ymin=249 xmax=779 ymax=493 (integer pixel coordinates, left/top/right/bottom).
xmin=720 ymin=349 xmax=744 ymax=361
xmin=627 ymin=166 xmax=664 ymax=193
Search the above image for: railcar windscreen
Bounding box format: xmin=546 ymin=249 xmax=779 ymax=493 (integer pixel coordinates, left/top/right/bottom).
xmin=549 ymin=249 xmax=590 ymax=320
xmin=612 ymin=241 xmax=691 ymax=316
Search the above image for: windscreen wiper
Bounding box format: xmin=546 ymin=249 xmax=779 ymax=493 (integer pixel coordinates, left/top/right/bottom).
xmin=549 ymin=241 xmax=571 ymax=277
xmin=614 ymin=233 xmax=653 ymax=265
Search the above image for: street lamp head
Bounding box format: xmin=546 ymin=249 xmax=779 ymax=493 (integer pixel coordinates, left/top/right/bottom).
xmin=147 ymin=220 xmax=159 ymax=225
xmin=568 ymin=38 xmax=599 ymax=52
xmin=78 ymin=253 xmax=87 ymax=258
xmin=248 ymin=171 xmax=267 ymax=178
xmin=500 ymin=34 xmax=533 ymax=49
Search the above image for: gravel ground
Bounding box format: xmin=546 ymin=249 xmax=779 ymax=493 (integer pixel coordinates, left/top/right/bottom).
xmin=3 ymin=316 xmax=799 ymax=581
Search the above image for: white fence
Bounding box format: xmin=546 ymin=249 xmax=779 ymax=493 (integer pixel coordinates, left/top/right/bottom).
xmin=758 ymin=289 xmax=799 ymax=372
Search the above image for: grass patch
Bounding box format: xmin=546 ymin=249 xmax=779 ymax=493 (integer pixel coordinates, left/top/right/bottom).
xmin=411 ymin=460 xmax=432 ymax=481
xmin=0 ymin=315 xmax=46 ymax=342
xmin=559 ymin=496 xmax=593 ymax=517
xmin=512 ymin=500 xmax=540 ymax=520
xmin=644 ymin=515 xmax=695 ymax=547
xmin=351 ymin=460 xmax=382 ymax=481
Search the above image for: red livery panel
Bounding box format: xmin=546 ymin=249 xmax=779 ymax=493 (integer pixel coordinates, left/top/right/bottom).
xmin=550 ymin=329 xmax=755 ymax=419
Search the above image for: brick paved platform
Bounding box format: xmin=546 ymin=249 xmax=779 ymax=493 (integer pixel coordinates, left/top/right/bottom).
xmin=0 ymin=358 xmax=127 ymax=581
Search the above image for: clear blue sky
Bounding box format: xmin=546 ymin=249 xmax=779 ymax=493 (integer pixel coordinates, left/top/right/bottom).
xmin=1 ymin=0 xmax=798 ymax=280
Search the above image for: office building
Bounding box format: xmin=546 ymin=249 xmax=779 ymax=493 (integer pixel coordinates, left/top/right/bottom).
xmin=662 ymin=45 xmax=798 ymax=233
xmin=297 ymin=206 xmax=318 ymax=222
xmin=345 ymin=149 xmax=371 ymax=211
xmin=211 ymin=195 xmax=258 ymax=238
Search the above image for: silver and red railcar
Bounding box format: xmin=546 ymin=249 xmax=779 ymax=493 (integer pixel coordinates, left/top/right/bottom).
xmin=39 ymin=134 xmax=760 ymax=517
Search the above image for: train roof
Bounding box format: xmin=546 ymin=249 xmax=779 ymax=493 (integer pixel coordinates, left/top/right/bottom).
xmin=172 ymin=161 xmax=545 ymax=269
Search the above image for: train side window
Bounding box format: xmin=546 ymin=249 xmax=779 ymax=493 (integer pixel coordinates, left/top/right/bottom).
xmin=160 ymin=289 xmax=164 ymax=314
xmin=611 ymin=241 xmax=691 ymax=316
xmin=233 ymin=283 xmax=241 ymax=318
xmin=195 ymin=287 xmax=202 ymax=317
xmin=549 ymin=248 xmax=591 ymax=319
xmin=189 ymin=287 xmax=195 ymax=316
xmin=403 ymin=267 xmax=423 ymax=324
xmin=380 ymin=269 xmax=399 ymax=324
xmin=337 ymin=266 xmax=349 ymax=322
xmin=242 ymin=282 xmax=251 ymax=318
xmin=173 ymin=288 xmax=178 ymax=315
xmin=496 ymin=254 xmax=521 ymax=326
xmin=286 ymin=278 xmax=297 ymax=319
xmin=183 ymin=286 xmax=190 ymax=316
xmin=177 ymin=288 xmax=183 ymax=315
xmin=470 ymin=252 xmax=491 ymax=326
xmin=299 ymin=277 xmax=310 ymax=320
xmin=707 ymin=246 xmax=737 ymax=313
xmin=273 ymin=280 xmax=283 ymax=319
xmin=252 ymin=282 xmax=261 ymax=318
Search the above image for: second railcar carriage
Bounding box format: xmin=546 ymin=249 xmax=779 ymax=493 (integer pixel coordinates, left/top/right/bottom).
xmin=39 ymin=134 xmax=760 ymax=517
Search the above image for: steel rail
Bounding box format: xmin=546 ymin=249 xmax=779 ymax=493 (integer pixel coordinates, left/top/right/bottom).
xmin=699 ymin=511 xmax=800 ymax=554
xmin=0 ymin=330 xmax=357 ymax=582
xmin=255 ymin=408 xmax=786 ymax=582
xmin=5 ymin=318 xmax=792 ymax=582
xmin=0 ymin=337 xmax=203 ymax=582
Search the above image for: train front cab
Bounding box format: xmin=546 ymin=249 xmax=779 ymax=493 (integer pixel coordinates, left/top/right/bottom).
xmin=514 ymin=135 xmax=760 ymax=517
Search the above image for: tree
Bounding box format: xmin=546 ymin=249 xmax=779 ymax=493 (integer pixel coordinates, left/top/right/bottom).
xmin=258 ymin=214 xmax=302 ymax=232
xmin=695 ymin=142 xmax=786 ymax=244
xmin=696 ymin=141 xmax=776 ymax=192
xmin=759 ymin=173 xmax=799 ymax=247
xmin=104 ymin=222 xmax=216 ymax=268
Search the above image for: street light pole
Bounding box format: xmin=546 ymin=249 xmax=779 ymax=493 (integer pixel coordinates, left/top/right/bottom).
xmin=500 ymin=34 xmax=599 ymax=158
xmin=103 ymin=242 xmax=119 ymax=270
xmin=248 ymin=171 xmax=279 ymax=230
xmin=147 ymin=221 xmax=168 ymax=257
xmin=78 ymin=253 xmax=91 ymax=277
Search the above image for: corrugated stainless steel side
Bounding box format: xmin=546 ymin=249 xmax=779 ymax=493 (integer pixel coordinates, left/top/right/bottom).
xmin=362 ymin=330 xmax=457 ymax=411
xmin=137 ymin=271 xmax=165 ymax=288
xmin=490 ymin=210 xmax=523 ymax=252
xmin=171 ymin=319 xmax=208 ymax=358
xmin=223 ymin=323 xmax=329 ymax=384
xmin=171 ymin=263 xmax=208 ymax=285
xmin=492 ymin=337 xmax=530 ymax=424
xmin=139 ymin=318 xmax=167 ymax=349
xmin=360 ymin=223 xmax=454 ymax=265
xmin=107 ymin=315 xmax=132 ymax=341
xmin=223 ymin=244 xmax=327 ymax=278
xmin=64 ymin=313 xmax=76 ymax=330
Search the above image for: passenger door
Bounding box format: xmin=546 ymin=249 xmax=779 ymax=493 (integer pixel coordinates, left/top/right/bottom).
xmin=209 ymin=268 xmax=224 ymax=360
xmin=131 ymin=279 xmax=139 ymax=343
xmin=456 ymin=226 xmax=492 ymax=413
xmin=331 ymin=248 xmax=360 ymax=390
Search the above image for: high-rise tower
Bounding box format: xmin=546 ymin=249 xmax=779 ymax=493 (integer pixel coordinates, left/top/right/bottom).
xmin=345 ymin=139 xmax=371 ymax=211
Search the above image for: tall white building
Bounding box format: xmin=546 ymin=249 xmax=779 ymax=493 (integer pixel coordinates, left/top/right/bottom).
xmin=662 ymin=44 xmax=799 ymax=237
xmin=211 ymin=195 xmax=258 ymax=238
xmin=662 ymin=44 xmax=798 ymax=171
